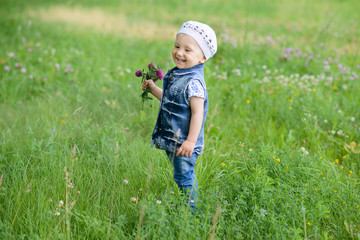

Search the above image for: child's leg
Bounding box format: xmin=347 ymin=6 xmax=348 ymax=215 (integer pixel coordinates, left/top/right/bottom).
xmin=166 ymin=151 xmax=199 ymax=209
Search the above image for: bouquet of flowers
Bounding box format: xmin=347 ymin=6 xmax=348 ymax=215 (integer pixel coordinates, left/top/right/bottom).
xmin=135 ymin=62 xmax=164 ymax=103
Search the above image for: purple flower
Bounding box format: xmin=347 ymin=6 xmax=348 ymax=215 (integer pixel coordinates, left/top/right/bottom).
xmin=147 ymin=62 xmax=156 ymax=70
xmin=4 ymin=66 xmax=10 ymax=71
xmin=335 ymin=104 xmax=338 ymax=109
xmin=15 ymin=63 xmax=21 ymax=68
xmin=50 ymin=127 xmax=55 ymax=138
xmin=21 ymin=68 xmax=26 ymax=73
xmin=156 ymin=69 xmax=164 ymax=80
xmin=135 ymin=70 xmax=142 ymax=77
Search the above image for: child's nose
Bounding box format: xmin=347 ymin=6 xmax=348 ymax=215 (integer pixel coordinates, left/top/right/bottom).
xmin=176 ymin=49 xmax=184 ymax=56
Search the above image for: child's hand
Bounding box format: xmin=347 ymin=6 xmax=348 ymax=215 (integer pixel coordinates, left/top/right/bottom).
xmin=176 ymin=140 xmax=195 ymax=158
xmin=142 ymin=79 xmax=155 ymax=91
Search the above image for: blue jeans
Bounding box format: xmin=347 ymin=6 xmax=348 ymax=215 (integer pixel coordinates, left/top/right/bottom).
xmin=165 ymin=151 xmax=199 ymax=209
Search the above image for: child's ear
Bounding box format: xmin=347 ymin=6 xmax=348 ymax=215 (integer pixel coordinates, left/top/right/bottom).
xmin=199 ymin=56 xmax=206 ymax=64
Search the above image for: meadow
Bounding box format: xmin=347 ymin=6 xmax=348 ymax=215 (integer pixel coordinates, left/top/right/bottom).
xmin=0 ymin=0 xmax=359 ymax=239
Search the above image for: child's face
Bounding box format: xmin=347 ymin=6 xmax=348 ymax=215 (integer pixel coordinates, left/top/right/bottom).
xmin=172 ymin=34 xmax=206 ymax=69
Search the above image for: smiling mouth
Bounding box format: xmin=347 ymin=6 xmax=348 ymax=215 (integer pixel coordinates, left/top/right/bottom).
xmin=176 ymin=57 xmax=186 ymax=63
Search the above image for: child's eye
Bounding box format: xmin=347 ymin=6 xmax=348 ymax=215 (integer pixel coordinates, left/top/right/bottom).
xmin=175 ymin=45 xmax=180 ymax=49
xmin=185 ymin=49 xmax=191 ymax=52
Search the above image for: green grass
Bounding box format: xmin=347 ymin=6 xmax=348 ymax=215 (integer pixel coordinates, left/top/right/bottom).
xmin=1 ymin=0 xmax=360 ymax=239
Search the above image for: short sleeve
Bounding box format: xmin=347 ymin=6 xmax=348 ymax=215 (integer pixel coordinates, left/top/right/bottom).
xmin=187 ymin=79 xmax=205 ymax=100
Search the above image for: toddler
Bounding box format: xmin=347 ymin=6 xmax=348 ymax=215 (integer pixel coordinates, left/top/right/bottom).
xmin=142 ymin=21 xmax=217 ymax=210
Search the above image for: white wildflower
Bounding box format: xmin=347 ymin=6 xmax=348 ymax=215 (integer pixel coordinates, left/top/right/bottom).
xmin=123 ymin=179 xmax=129 ymax=184
xmin=156 ymin=200 xmax=162 ymax=204
xmin=58 ymin=200 xmax=64 ymax=207
xmin=301 ymin=147 xmax=309 ymax=155
xmin=55 ymin=211 xmax=60 ymax=216
xmin=260 ymin=208 xmax=268 ymax=217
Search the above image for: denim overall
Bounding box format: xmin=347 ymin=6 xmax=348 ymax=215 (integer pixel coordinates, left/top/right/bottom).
xmin=151 ymin=63 xmax=208 ymax=208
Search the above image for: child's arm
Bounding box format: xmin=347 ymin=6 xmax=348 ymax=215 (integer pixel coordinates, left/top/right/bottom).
xmin=142 ymin=79 xmax=162 ymax=100
xmin=176 ymin=96 xmax=204 ymax=158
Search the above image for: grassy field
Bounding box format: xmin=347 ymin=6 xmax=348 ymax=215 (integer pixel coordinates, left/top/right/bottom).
xmin=1 ymin=0 xmax=360 ymax=239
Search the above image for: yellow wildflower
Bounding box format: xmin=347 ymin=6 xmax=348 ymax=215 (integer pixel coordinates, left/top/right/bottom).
xmin=246 ymin=99 xmax=250 ymax=104
xmin=307 ymin=222 xmax=311 ymax=226
xmin=289 ymin=99 xmax=293 ymax=103
xmin=312 ymin=88 xmax=316 ymax=92
xmin=349 ymin=170 xmax=353 ymax=174
xmin=61 ymin=120 xmax=66 ymax=124
xmin=289 ymin=107 xmax=292 ymax=110
xmin=344 ymin=141 xmax=360 ymax=154
xmin=234 ymin=170 xmax=239 ymax=173
xmin=65 ymin=113 xmax=69 ymax=118
xmin=333 ymin=86 xmax=338 ymax=90
xmin=276 ymin=158 xmax=280 ymax=162
xmin=221 ymin=163 xmax=226 ymax=167
xmin=315 ymin=188 xmax=318 ymax=192
xmin=333 ymin=190 xmax=337 ymax=193
xmin=335 ymin=159 xmax=339 ymax=163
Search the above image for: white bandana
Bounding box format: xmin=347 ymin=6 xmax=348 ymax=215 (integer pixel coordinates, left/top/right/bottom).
xmin=177 ymin=21 xmax=217 ymax=60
